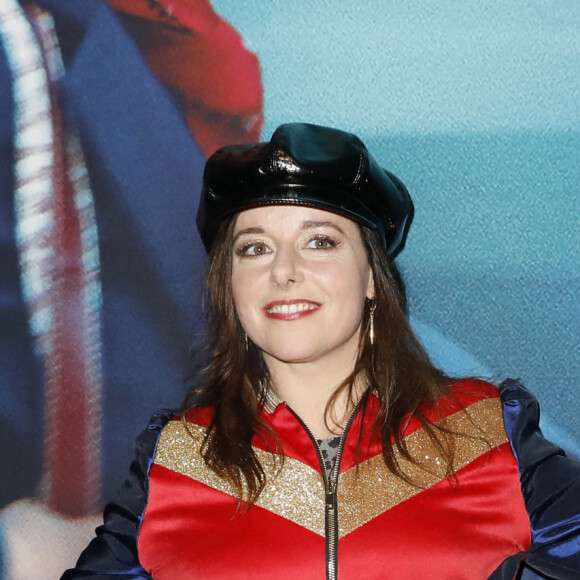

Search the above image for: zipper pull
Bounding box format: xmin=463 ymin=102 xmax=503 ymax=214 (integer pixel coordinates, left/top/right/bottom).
xmin=326 ymin=484 xmax=337 ymax=510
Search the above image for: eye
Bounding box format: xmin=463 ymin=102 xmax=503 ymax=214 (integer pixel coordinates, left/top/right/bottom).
xmin=306 ymin=235 xmax=338 ymax=250
xmin=236 ymin=241 xmax=271 ymax=256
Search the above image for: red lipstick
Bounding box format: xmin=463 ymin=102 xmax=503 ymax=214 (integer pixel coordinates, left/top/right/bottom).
xmin=263 ymin=299 xmax=321 ymax=320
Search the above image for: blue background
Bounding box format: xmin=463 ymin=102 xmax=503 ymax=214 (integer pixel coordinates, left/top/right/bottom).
xmin=213 ymin=0 xmax=579 ymax=453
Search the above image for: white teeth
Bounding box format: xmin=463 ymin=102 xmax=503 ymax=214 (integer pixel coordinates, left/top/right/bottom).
xmin=268 ymin=302 xmax=318 ymax=314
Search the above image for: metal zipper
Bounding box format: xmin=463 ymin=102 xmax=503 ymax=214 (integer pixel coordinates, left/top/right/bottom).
xmin=285 ymin=401 xmax=362 ymax=580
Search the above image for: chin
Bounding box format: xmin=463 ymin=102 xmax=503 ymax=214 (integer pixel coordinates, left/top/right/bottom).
xmin=260 ymin=329 xmax=361 ymax=363
xmin=263 ymin=341 xmax=356 ymax=366
xmin=261 ymin=344 xmax=324 ymax=365
xmin=266 ymin=350 xmax=317 ymax=365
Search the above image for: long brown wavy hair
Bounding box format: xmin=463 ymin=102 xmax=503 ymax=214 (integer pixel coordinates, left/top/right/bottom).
xmin=181 ymin=214 xmax=456 ymax=505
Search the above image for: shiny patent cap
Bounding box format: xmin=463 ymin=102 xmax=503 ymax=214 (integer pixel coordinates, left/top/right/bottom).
xmin=197 ymin=122 xmax=414 ymax=256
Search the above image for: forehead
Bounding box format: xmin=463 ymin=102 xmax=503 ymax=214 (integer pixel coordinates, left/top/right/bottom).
xmin=233 ymin=204 xmax=359 ymax=232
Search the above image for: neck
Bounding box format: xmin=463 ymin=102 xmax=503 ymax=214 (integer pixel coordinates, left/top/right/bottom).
xmin=264 ymin=355 xmax=364 ymax=438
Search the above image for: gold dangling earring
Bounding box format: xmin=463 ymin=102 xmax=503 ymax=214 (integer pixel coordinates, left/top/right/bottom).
xmin=244 ymin=333 xmax=249 ymax=351
xmin=369 ymin=303 xmax=376 ymax=345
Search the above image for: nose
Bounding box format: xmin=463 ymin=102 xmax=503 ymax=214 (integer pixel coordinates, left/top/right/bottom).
xmin=270 ymin=245 xmax=304 ymax=288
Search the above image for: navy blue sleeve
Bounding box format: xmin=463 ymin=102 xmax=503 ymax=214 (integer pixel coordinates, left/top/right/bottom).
xmin=497 ymin=379 xmax=580 ymax=580
xmin=61 ymin=410 xmax=173 ymax=579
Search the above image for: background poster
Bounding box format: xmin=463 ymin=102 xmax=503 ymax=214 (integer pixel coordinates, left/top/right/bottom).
xmin=0 ymin=0 xmax=578 ymax=578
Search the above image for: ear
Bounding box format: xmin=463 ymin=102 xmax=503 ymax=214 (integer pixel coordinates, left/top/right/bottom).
xmin=366 ymin=267 xmax=375 ymax=300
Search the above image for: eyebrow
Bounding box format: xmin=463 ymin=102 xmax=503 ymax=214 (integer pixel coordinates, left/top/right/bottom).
xmin=233 ymin=220 xmax=345 ymax=242
xmin=233 ymin=226 xmax=264 ymax=243
xmin=300 ymin=220 xmax=345 ymax=235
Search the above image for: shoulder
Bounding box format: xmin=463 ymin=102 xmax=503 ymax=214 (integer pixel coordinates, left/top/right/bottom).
xmin=495 ymin=379 xmax=580 ymax=578
xmin=145 ymin=408 xmax=175 ymax=431
xmin=399 ymin=379 xmax=505 ymax=447
xmin=135 ymin=409 xmax=175 ymax=463
xmin=496 ymin=377 xmax=541 ymax=432
xmin=180 ymin=404 xmax=215 ymax=427
xmin=151 ymin=406 xmax=215 ymax=472
xmin=101 ymin=408 xmax=177 ymax=518
xmin=493 ymin=377 xmax=575 ymax=480
xmin=415 ymin=378 xmax=500 ymax=427
xmin=446 ymin=377 xmax=500 ymax=404
xmin=61 ymin=409 xmax=175 ymax=578
xmin=494 ymin=378 xmax=563 ymax=465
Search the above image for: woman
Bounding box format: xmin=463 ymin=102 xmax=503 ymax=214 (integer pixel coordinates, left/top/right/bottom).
xmin=63 ymin=123 xmax=580 ymax=579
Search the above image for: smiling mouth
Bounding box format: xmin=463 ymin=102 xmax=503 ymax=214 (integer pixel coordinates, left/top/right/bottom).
xmin=264 ymin=300 xmax=321 ymax=320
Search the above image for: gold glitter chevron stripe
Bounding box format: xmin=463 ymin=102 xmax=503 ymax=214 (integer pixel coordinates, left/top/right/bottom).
xmin=337 ymin=396 xmax=508 ymax=537
xmin=154 ymin=396 xmax=507 ymax=538
xmin=154 ymin=421 xmax=327 ymax=536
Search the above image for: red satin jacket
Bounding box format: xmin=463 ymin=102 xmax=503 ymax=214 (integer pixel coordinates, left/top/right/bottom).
xmin=63 ymin=380 xmax=580 ymax=579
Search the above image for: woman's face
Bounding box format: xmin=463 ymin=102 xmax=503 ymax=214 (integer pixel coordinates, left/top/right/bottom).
xmin=231 ymin=205 xmax=374 ymax=369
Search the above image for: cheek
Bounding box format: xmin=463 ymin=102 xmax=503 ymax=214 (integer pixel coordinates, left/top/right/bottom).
xmin=231 ymin=264 xmax=253 ymax=301
xmin=231 ymin=271 xmax=248 ymax=315
xmin=231 ymin=270 xmax=259 ymax=330
xmin=317 ymin=260 xmax=370 ymax=299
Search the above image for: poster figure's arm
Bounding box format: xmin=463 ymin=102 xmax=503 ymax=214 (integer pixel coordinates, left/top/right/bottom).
xmin=108 ymin=0 xmax=264 ymax=156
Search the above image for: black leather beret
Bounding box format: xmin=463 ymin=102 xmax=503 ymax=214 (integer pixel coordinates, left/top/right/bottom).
xmin=196 ymin=122 xmax=414 ymax=256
